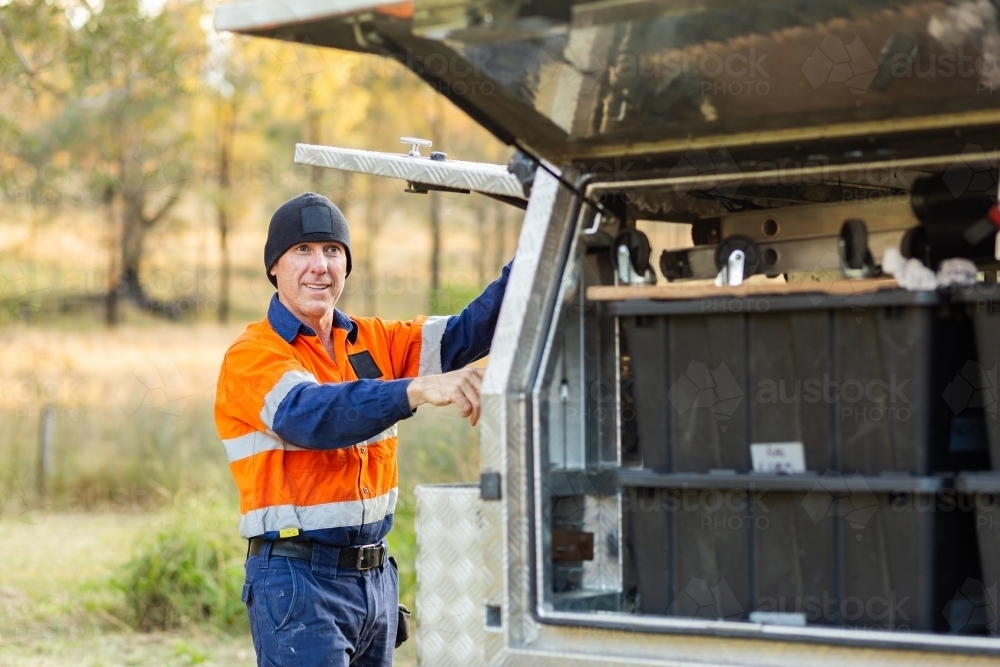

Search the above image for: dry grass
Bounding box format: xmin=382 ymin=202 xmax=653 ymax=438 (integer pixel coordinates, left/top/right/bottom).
xmin=0 ymin=322 xmax=239 ymax=508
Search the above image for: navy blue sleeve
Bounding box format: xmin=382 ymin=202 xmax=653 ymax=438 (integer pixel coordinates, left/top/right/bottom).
xmin=440 ymin=259 xmax=513 ymax=373
xmin=272 ymin=378 xmax=414 ymax=449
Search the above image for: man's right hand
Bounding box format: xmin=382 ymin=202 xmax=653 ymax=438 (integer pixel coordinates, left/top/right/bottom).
xmin=406 ymin=367 xmax=485 ymax=425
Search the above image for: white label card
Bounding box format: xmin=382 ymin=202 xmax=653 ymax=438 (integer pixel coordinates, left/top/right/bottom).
xmin=750 ymin=442 xmax=806 ymax=474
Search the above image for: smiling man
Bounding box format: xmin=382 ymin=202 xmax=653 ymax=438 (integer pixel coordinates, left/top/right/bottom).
xmin=214 ymin=192 xmax=510 ymax=667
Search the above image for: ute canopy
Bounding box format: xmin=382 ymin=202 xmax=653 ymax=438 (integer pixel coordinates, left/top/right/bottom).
xmin=217 ymin=0 xmax=1000 ymax=170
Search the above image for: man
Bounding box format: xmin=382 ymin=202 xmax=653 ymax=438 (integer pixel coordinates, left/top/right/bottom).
xmin=215 ymin=192 xmax=510 ymax=666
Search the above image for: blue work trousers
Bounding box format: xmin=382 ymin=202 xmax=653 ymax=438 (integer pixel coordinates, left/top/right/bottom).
xmin=243 ymin=541 xmax=398 ymax=667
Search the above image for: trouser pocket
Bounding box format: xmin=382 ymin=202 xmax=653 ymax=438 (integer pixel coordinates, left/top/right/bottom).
xmin=262 ymin=557 xmax=300 ymax=631
xmin=242 ymin=578 xmax=253 ymax=604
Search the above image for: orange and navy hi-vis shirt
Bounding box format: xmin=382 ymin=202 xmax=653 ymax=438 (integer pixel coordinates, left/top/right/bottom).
xmin=215 ymin=261 xmax=510 ymax=547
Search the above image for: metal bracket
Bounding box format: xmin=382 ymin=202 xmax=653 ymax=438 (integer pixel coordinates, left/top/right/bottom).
xmin=404 ymin=181 xmax=470 ymax=195
xmin=480 ymin=471 xmax=502 ymax=500
xmin=714 ymin=249 xmax=745 ymax=287
xmin=615 ymin=245 xmax=656 ymax=285
xmin=583 ymin=212 xmax=603 ymax=235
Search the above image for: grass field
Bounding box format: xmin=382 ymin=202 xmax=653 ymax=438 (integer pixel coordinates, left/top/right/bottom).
xmin=0 ymin=321 xmax=479 ymax=666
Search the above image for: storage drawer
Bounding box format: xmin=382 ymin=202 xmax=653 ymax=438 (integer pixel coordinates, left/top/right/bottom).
xmin=957 ymin=290 xmax=1000 ymax=470
xmin=957 ymin=473 xmax=1000 ymax=636
xmin=620 ymin=290 xmax=987 ymax=474
xmin=622 ymin=472 xmax=981 ymax=632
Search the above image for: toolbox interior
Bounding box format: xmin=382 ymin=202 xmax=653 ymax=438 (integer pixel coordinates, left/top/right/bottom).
xmin=532 ymin=163 xmax=1000 ymax=643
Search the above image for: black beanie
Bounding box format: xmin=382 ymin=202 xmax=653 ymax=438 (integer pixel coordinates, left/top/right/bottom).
xmin=264 ymin=192 xmax=352 ymax=287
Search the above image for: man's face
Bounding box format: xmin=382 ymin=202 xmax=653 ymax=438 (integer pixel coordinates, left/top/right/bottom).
xmin=270 ymin=241 xmax=348 ymax=322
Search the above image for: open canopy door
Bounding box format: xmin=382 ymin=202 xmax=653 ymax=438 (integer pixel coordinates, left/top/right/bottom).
xmin=217 ymin=0 xmax=1000 ymax=174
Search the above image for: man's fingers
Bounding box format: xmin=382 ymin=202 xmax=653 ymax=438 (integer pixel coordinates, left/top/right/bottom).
xmin=413 ymin=369 xmax=486 ymax=416
xmin=453 ymin=392 xmax=473 ymax=417
xmin=461 ymin=369 xmax=483 ymax=425
xmin=469 ymin=399 xmax=481 ymax=426
xmin=459 ymin=382 xmax=481 ymax=426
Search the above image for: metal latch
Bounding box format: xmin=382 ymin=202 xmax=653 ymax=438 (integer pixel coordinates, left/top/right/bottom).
xmin=400 ymin=137 xmax=432 ymax=157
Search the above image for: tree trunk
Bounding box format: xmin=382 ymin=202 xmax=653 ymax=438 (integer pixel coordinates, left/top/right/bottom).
xmin=360 ymin=176 xmax=382 ymax=316
xmin=119 ymin=193 xmax=150 ymax=304
xmin=103 ymin=186 xmax=119 ymax=326
xmin=218 ymin=203 xmax=230 ymax=324
xmin=307 ymin=91 xmax=323 ymax=191
xmin=113 ymin=176 xmax=185 ymax=318
xmin=428 ymin=96 xmax=443 ymax=313
xmin=335 ymin=171 xmax=358 ymax=311
xmin=217 ymin=99 xmax=234 ymax=324
xmin=494 ymin=201 xmax=506 ymax=273
xmin=475 ymin=197 xmax=487 ymax=286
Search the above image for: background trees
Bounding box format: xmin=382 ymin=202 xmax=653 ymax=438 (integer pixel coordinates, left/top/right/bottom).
xmin=0 ymin=0 xmax=516 ymax=326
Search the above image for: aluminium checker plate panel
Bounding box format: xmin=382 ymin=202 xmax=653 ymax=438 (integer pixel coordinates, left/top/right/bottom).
xmin=293 ymin=143 xmax=527 ymax=200
xmin=414 ymin=483 xmax=486 ymax=667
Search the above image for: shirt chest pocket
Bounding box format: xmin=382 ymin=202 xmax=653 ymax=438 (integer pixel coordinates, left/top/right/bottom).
xmin=283 ymin=447 xmax=349 ymax=471
xmin=368 ymin=437 xmax=398 ymax=463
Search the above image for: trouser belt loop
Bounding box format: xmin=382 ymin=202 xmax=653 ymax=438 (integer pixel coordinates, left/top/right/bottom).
xmin=257 ymin=538 xmax=272 ymax=571
xmin=310 ymin=543 xmax=340 ymax=578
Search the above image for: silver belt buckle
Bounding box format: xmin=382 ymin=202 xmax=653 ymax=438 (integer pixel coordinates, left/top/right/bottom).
xmin=356 ymin=543 xmax=383 ymax=570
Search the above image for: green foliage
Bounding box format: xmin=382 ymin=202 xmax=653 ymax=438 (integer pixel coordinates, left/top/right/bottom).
xmin=429 ymin=283 xmax=482 ymax=316
xmin=389 ymin=494 xmax=418 ymax=612
xmin=114 ymin=505 xmax=248 ymax=633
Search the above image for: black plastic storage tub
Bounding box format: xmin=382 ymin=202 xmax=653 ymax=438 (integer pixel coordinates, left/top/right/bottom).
xmin=617 ymin=289 xmax=987 ymax=475
xmin=956 ymin=288 xmax=1000 ymax=470
xmin=621 ymin=471 xmax=982 ymax=631
xmin=956 ymin=473 xmax=1000 ymax=636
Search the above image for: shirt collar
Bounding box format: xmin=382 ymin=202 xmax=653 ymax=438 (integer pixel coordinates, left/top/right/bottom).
xmin=267 ymin=293 xmax=358 ymax=345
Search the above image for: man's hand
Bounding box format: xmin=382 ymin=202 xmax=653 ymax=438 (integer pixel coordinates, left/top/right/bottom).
xmin=406 ymin=367 xmax=485 ymax=425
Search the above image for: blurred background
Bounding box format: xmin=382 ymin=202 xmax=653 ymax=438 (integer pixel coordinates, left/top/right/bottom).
xmin=0 ymin=1 xmax=520 ymax=664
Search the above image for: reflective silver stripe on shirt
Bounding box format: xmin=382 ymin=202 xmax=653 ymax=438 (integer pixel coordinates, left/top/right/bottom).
xmin=224 ymin=425 xmax=398 ymax=463
xmin=361 ymin=487 xmax=397 ymax=524
xmin=260 ymin=369 xmax=317 ymax=429
xmin=357 ymin=424 xmax=397 ymax=447
xmin=239 ymin=487 xmax=399 ymax=538
xmin=418 ymin=315 xmax=451 ymax=376
xmin=223 ymin=431 xmax=303 ymax=463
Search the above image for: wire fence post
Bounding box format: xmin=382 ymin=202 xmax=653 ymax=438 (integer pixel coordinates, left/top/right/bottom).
xmin=38 ymin=405 xmax=55 ymax=498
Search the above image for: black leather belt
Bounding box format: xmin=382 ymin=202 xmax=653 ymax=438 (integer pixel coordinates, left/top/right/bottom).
xmin=248 ymin=537 xmax=386 ymax=571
